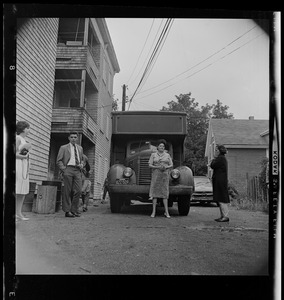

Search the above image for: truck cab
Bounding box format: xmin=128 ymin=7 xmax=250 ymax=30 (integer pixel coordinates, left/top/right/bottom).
xmin=107 ymin=111 xmax=194 ymax=215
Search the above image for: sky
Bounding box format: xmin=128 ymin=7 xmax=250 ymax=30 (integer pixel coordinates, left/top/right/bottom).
xmin=105 ymin=18 xmax=270 ymax=120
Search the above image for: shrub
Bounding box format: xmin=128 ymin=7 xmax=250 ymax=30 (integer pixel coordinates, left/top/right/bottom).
xmin=228 ymin=182 xmax=239 ymax=199
xmin=230 ymin=192 xmax=269 ymax=213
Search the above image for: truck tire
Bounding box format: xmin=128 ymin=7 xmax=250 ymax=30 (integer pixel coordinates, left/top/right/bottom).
xmin=110 ymin=194 xmax=123 ymax=213
xmin=177 ymin=196 xmax=190 ymax=216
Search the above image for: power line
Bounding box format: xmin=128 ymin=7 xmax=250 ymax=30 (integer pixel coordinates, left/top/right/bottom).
xmin=128 ymin=19 xmax=165 ymax=86
xmin=133 ymin=31 xmax=264 ymax=103
xmin=136 ymin=25 xmax=258 ymax=96
xmin=128 ymin=19 xmax=173 ymax=110
xmin=137 ymin=19 xmax=174 ymax=94
xmin=126 ymin=19 xmax=155 ymax=85
xmin=129 ymin=19 xmax=173 ymax=100
xmin=128 ymin=19 xmax=172 ymax=106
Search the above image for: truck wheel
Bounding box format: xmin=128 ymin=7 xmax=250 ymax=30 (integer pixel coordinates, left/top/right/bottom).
xmin=177 ymin=196 xmax=190 ymax=216
xmin=110 ymin=194 xmax=123 ymax=213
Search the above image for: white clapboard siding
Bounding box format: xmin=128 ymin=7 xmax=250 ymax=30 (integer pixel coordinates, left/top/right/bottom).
xmin=16 ymin=18 xmax=59 ymax=185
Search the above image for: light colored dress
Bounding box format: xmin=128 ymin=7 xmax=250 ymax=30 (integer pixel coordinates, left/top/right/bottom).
xmin=16 ymin=135 xmax=30 ymax=195
xmin=149 ymin=151 xmax=173 ymax=199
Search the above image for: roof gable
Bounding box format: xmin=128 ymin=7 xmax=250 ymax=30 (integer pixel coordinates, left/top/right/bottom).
xmin=210 ymin=119 xmax=269 ymax=146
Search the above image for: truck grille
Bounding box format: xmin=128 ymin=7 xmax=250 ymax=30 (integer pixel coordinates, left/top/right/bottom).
xmin=138 ymin=157 xmax=151 ymax=185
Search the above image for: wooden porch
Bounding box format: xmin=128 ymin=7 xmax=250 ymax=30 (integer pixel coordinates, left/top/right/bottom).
xmin=51 ymin=107 xmax=98 ymax=144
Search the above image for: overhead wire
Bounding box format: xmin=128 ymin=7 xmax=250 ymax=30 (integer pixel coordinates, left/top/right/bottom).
xmin=126 ymin=19 xmax=155 ymax=85
xmin=128 ymin=19 xmax=165 ymax=86
xmin=128 ymin=19 xmax=171 ymax=106
xmin=128 ymin=18 xmax=173 ymax=110
xmin=130 ymin=19 xmax=174 ymax=98
xmin=133 ymin=28 xmax=264 ymax=103
xmin=137 ymin=19 xmax=174 ymax=94
xmin=136 ymin=25 xmax=258 ymax=96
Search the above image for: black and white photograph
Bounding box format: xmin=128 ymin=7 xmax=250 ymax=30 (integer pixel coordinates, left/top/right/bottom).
xmin=3 ymin=4 xmax=280 ymax=300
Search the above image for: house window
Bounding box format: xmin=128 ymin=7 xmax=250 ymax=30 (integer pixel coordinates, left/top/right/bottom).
xmin=97 ymin=154 xmax=103 ymax=184
xmin=107 ymin=70 xmax=113 ymax=95
xmin=100 ymin=105 xmax=105 ymax=132
xmin=53 ymin=70 xmax=82 ymax=108
xmin=106 ymin=113 xmax=110 ymax=140
xmin=57 ymin=18 xmax=85 ymax=44
xmin=102 ymin=57 xmax=107 ymax=85
xmin=87 ymin=23 xmax=101 ymax=68
xmin=70 ymin=97 xmax=80 ymax=107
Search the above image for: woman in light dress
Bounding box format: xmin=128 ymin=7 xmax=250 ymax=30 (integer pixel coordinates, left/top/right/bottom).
xmin=148 ymin=139 xmax=173 ymax=218
xmin=16 ymin=121 xmax=31 ymax=221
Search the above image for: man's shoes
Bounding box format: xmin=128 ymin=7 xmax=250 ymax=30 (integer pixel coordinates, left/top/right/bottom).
xmin=215 ymin=217 xmax=229 ymax=222
xmin=65 ymin=212 xmax=75 ymax=218
xmin=72 ymin=212 xmax=81 ymax=217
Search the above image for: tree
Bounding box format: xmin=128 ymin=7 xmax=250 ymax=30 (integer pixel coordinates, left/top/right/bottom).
xmin=212 ymin=99 xmax=234 ymax=119
xmin=161 ymin=93 xmax=233 ymax=175
xmin=112 ymin=98 xmax=119 ymax=111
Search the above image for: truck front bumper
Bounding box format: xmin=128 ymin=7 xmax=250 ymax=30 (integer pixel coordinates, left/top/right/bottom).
xmin=108 ymin=184 xmax=193 ymax=195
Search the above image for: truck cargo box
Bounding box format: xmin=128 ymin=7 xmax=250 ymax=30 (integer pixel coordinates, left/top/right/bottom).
xmin=112 ymin=111 xmax=187 ymax=135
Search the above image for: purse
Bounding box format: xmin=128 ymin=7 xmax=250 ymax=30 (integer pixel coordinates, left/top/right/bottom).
xmin=20 ymin=148 xmax=29 ymax=155
xmin=19 ymin=146 xmax=30 ymax=179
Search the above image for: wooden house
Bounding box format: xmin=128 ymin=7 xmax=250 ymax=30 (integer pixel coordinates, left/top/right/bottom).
xmin=16 ymin=18 xmax=120 ymax=200
xmin=205 ymin=117 xmax=269 ymax=193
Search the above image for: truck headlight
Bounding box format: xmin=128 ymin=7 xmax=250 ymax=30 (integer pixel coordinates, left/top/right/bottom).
xmin=170 ymin=169 xmax=180 ymax=180
xmin=123 ymin=167 xmax=133 ymax=178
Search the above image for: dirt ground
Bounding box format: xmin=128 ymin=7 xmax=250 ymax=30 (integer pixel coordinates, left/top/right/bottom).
xmin=14 ymin=198 xmax=271 ymax=276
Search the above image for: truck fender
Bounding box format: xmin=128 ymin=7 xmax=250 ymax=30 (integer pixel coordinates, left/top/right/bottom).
xmin=170 ymin=166 xmax=194 ymax=188
xmin=108 ymin=164 xmax=137 ymax=184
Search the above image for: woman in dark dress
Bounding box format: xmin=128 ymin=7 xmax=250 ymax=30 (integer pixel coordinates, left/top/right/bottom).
xmin=210 ymin=144 xmax=230 ymax=222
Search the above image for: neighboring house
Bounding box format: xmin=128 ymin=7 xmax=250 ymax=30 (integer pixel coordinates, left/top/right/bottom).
xmin=205 ymin=117 xmax=269 ymax=193
xmin=16 ymin=18 xmax=120 ymax=200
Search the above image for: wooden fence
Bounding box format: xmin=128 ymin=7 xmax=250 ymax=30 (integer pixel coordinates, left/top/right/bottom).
xmin=246 ymin=174 xmax=268 ymax=202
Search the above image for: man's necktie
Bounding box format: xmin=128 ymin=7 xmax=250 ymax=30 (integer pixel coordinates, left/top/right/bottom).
xmin=73 ymin=144 xmax=79 ymax=165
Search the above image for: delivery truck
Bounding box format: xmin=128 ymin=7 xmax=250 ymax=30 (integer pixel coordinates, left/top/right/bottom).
xmin=106 ymin=111 xmax=194 ymax=215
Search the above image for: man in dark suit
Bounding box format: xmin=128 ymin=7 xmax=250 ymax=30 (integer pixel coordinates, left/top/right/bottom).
xmin=57 ymin=131 xmax=84 ymax=218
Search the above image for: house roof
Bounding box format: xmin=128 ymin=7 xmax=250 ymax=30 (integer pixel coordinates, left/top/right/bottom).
xmin=210 ymin=118 xmax=269 ymax=147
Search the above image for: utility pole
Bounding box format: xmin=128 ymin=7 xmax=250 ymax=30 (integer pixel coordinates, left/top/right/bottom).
xmin=122 ymin=84 xmax=127 ymax=111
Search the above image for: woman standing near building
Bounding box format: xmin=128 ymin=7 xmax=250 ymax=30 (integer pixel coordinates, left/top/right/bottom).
xmin=15 ymin=121 xmax=31 ymax=221
xmin=210 ymin=144 xmax=230 ymax=222
xmin=148 ymin=139 xmax=173 ymax=218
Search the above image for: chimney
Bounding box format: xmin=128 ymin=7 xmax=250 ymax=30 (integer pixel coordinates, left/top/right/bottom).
xmin=249 ymin=116 xmax=254 ymax=120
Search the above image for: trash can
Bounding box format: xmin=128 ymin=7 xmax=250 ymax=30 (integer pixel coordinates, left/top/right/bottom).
xmin=42 ymin=181 xmax=62 ymax=212
xmin=33 ymin=185 xmax=57 ymax=214
xmin=22 ymin=182 xmax=36 ymax=212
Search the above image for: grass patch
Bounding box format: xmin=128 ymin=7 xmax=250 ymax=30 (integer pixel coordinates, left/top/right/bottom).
xmin=230 ymin=194 xmax=269 ymax=213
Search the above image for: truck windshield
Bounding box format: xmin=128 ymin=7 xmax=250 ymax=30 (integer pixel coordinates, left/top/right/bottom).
xmin=128 ymin=140 xmax=172 ymax=156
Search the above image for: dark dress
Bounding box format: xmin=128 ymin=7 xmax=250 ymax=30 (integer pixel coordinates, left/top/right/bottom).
xmin=210 ymin=154 xmax=230 ymax=203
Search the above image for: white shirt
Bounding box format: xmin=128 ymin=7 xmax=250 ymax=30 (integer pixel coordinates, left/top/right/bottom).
xmin=67 ymin=143 xmax=80 ymax=166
